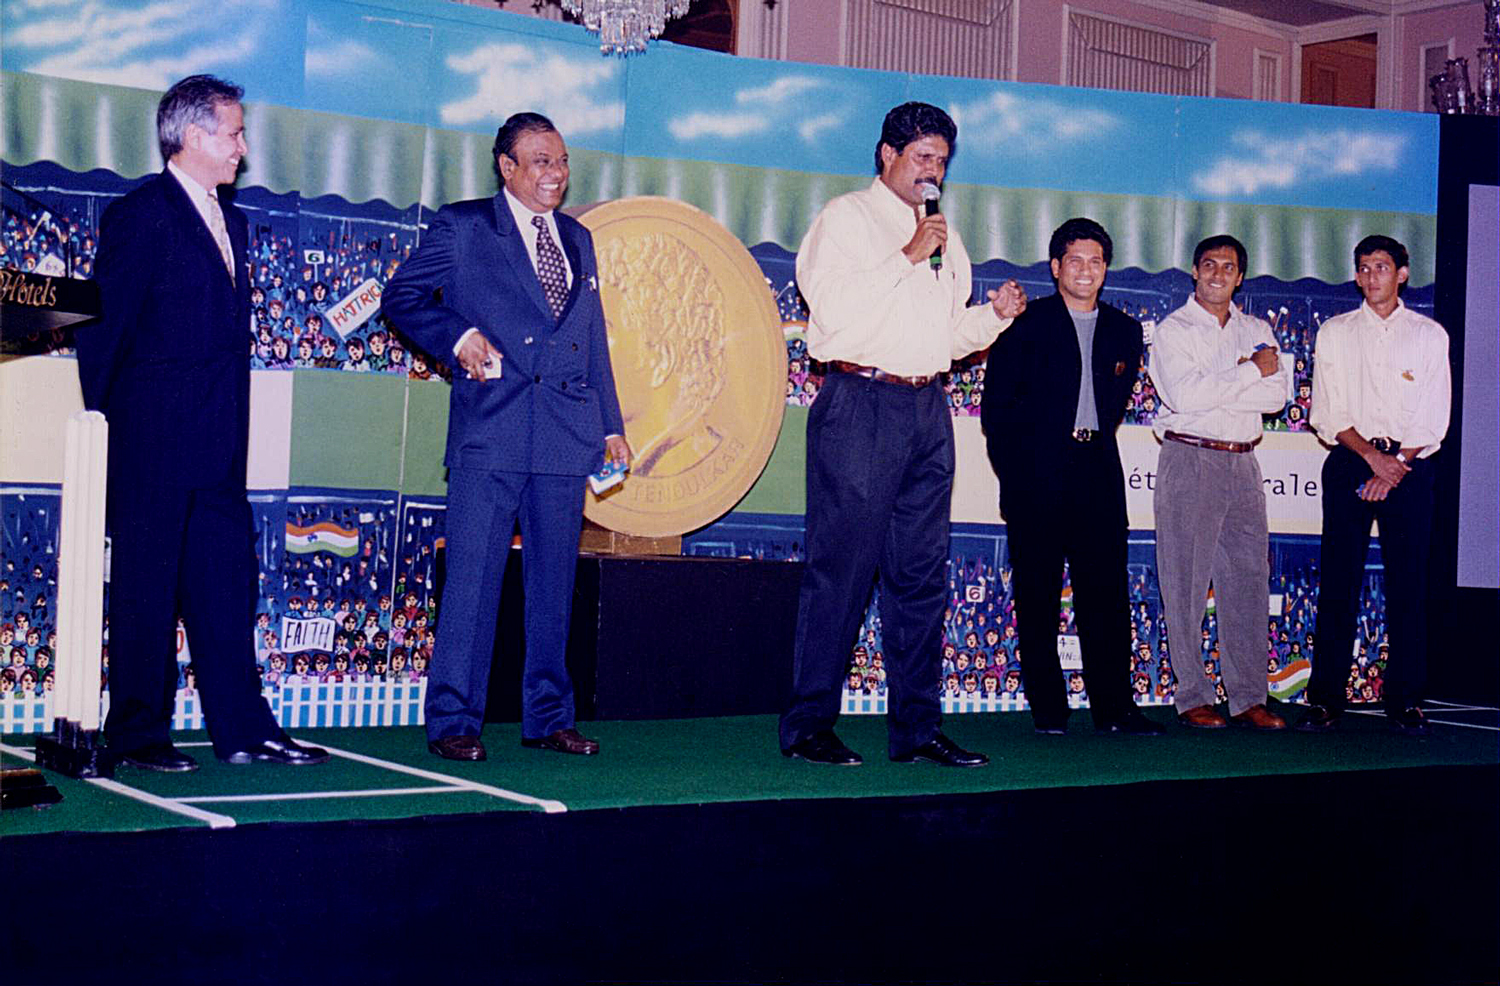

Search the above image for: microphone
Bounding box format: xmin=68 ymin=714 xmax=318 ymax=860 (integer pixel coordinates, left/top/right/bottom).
xmin=919 ymin=181 xmax=941 ymax=273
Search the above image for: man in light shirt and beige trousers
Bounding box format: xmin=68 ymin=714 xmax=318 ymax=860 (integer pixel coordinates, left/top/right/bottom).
xmin=1150 ymin=234 xmax=1291 ymax=730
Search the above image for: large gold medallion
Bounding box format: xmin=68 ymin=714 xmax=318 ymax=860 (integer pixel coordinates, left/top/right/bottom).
xmin=578 ymin=197 xmax=784 ymax=538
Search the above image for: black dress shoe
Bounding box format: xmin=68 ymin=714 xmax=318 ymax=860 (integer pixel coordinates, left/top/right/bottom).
xmin=1033 ymin=720 xmax=1068 ymax=736
xmin=223 ymin=737 xmax=330 ymax=765
xmin=1294 ymin=705 xmax=1341 ymax=733
xmin=429 ymin=735 xmax=487 ymax=761
xmin=119 ymin=741 xmax=199 ymax=773
xmin=1388 ymin=706 xmax=1431 ymax=737
xmin=1096 ymin=709 xmax=1166 ymax=735
xmin=891 ymin=732 xmax=989 ymax=767
xmin=782 ymin=729 xmax=862 ymax=766
xmin=521 ymin=727 xmax=599 ymax=755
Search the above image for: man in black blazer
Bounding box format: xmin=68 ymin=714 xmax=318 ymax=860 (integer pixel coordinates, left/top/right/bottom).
xmin=980 ymin=218 xmax=1164 ymax=736
xmin=382 ymin=113 xmax=629 ymax=762
xmin=77 ymin=75 xmax=326 ymax=771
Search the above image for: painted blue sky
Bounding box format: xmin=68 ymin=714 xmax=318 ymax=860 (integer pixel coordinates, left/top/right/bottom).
xmin=1 ymin=0 xmax=1439 ymax=214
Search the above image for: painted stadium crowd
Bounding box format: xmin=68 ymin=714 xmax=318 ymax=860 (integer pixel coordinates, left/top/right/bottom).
xmin=5 ymin=87 xmax=1447 ymax=771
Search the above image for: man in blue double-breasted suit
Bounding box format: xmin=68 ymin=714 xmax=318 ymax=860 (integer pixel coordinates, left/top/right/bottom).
xmin=382 ymin=112 xmax=629 ymax=761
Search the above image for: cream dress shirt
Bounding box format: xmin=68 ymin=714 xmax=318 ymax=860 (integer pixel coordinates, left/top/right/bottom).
xmin=795 ymin=178 xmax=1009 ymax=377
xmin=1150 ymin=297 xmax=1292 ymax=444
xmin=1309 ymin=299 xmax=1450 ymax=457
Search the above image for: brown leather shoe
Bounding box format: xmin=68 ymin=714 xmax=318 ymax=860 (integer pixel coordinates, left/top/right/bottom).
xmin=1177 ymin=704 xmax=1228 ymax=728
xmin=428 ymin=735 xmax=487 ymax=761
xmin=521 ymin=727 xmax=600 ymax=756
xmin=1231 ymin=703 xmax=1287 ymax=730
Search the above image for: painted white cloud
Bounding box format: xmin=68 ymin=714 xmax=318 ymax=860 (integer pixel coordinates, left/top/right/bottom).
xmin=670 ymin=74 xmax=831 ymax=144
xmin=305 ymin=38 xmax=381 ymax=80
xmin=735 ymin=75 xmax=823 ymax=106
xmin=7 ymin=0 xmax=274 ymax=90
xmin=1192 ymin=129 xmax=1404 ymax=197
xmin=441 ymin=42 xmax=623 ymax=136
xmin=797 ymin=112 xmax=842 ymax=145
xmin=948 ymin=90 xmax=1122 ymax=153
xmin=668 ymin=111 xmax=768 ymax=141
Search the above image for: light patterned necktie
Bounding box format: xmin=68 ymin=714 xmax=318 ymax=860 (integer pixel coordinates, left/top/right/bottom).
xmin=531 ymin=215 xmax=568 ymax=320
xmin=205 ymin=190 xmax=235 ymax=283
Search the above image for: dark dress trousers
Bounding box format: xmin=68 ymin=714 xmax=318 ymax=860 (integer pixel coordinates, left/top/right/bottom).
xmin=979 ymin=292 xmax=1143 ymax=727
xmin=76 ymin=171 xmax=281 ymax=757
xmin=381 ymin=195 xmax=624 ymax=742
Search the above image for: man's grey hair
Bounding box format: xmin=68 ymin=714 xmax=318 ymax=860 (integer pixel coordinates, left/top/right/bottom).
xmin=157 ymin=74 xmax=243 ymax=161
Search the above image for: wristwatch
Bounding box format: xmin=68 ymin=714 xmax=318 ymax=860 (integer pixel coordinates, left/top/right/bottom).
xmin=1395 ymin=451 xmax=1409 ymax=464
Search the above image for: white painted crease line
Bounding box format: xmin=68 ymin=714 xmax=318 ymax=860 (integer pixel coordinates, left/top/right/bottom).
xmin=0 ymin=741 xmax=236 ymax=829
xmin=1338 ymin=709 xmax=1500 ymax=732
xmin=1422 ymin=701 xmax=1499 ymax=712
xmin=1423 ymin=718 xmax=1500 ymax=732
xmin=314 ymin=742 xmax=568 ymax=813
xmin=177 ymin=785 xmax=460 ymax=804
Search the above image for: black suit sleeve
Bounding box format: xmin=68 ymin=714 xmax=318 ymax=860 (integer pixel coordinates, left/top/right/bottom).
xmin=78 ymin=195 xmax=159 ymax=413
xmin=980 ymin=310 xmax=1030 ymax=481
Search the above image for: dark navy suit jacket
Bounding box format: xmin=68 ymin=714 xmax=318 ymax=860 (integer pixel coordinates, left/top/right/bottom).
xmin=381 ymin=195 xmax=624 ymax=477
xmin=980 ymin=291 xmax=1143 ymax=520
xmin=77 ymin=170 xmax=252 ymax=498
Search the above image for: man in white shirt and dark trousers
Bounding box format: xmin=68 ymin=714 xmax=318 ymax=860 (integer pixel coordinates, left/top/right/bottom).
xmin=1302 ymin=235 xmax=1450 ymax=736
xmin=1150 ymin=235 xmax=1291 ymax=730
xmin=778 ymin=102 xmax=1027 ymax=767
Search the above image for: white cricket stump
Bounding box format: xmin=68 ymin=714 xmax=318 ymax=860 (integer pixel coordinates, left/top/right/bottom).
xmin=33 ymin=409 xmax=113 ymax=780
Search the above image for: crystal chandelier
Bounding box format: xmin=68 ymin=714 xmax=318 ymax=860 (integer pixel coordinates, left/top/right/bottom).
xmin=561 ymin=0 xmax=692 ymax=55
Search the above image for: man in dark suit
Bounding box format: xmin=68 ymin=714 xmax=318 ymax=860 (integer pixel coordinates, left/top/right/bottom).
xmin=382 ymin=112 xmax=629 ymax=762
xmin=980 ymin=218 xmax=1164 ymax=736
xmin=77 ymin=75 xmax=327 ymax=771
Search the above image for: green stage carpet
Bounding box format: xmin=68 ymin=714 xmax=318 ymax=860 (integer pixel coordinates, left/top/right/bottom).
xmin=4 ymin=703 xmax=1496 ymax=837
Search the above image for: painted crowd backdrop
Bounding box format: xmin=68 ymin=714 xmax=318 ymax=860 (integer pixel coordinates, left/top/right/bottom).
xmin=1 ymin=0 xmax=1434 ymax=725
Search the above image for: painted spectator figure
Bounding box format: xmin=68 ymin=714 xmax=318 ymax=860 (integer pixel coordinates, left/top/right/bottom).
xmin=777 ymin=102 xmax=1025 ymax=768
xmin=383 ymin=111 xmax=629 ymax=761
xmin=1150 ymin=235 xmax=1291 ymax=730
xmin=980 ymin=218 xmax=1165 ymax=737
xmin=1301 ymin=235 xmax=1450 ymax=736
xmin=75 ymin=75 xmax=326 ymax=770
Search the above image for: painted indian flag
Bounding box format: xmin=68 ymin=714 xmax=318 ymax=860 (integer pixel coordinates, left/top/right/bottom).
xmin=285 ymin=521 xmax=359 ymax=557
xmin=1269 ymin=658 xmax=1312 ymax=701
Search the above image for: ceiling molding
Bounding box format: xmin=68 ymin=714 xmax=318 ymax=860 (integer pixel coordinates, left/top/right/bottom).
xmin=1117 ymin=0 xmax=1298 ymax=39
xmin=1295 ymin=13 xmax=1388 ymax=45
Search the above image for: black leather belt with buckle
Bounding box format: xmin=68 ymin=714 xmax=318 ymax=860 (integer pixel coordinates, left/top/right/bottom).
xmin=1164 ymin=430 xmax=1257 ymax=454
xmin=826 ymin=360 xmax=937 ymax=388
xmin=1368 ymin=436 xmax=1401 ymax=454
xmin=1071 ymin=428 xmax=1097 ymax=443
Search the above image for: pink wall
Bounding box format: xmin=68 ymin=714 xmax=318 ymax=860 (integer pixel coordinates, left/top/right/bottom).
xmin=1013 ymin=0 xmax=1292 ymax=100
xmin=1401 ymin=3 xmax=1491 ymax=112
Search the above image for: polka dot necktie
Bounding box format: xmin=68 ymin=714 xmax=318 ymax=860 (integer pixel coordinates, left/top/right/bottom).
xmin=531 ymin=215 xmax=568 ymax=321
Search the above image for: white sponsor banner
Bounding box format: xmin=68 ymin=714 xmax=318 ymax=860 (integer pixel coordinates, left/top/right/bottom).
xmin=326 ymin=277 xmax=383 ymax=339
xmin=951 ymin=419 xmax=1330 ymax=535
xmin=1058 ymin=633 xmax=1083 ymax=670
xmin=280 ymin=616 xmax=337 ymax=654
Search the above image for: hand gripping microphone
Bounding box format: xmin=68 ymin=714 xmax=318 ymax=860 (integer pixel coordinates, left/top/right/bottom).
xmin=919 ymin=181 xmax=942 ymax=273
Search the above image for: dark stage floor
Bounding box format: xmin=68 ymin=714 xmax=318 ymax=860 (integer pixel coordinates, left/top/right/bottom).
xmin=3 ymin=705 xmax=1497 ymax=985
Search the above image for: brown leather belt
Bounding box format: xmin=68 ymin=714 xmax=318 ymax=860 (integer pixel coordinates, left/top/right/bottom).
xmin=827 ymin=360 xmax=937 ymax=388
xmin=1164 ymin=430 xmax=1257 ymax=454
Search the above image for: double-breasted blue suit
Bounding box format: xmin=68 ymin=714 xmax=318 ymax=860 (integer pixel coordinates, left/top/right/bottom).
xmin=76 ymin=170 xmax=281 ymax=756
xmin=381 ymin=194 xmax=625 ymax=741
